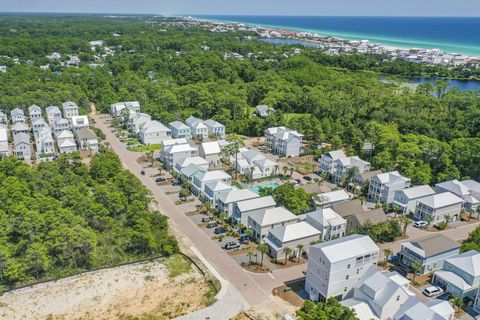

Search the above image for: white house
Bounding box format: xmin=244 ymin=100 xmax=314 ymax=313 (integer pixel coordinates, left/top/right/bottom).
xmin=32 ymin=118 xmax=48 ymax=138
xmin=162 ymin=143 xmax=198 ymax=170
xmin=393 ymin=185 xmax=436 ymax=214
xmin=265 ymin=126 xmax=303 ymax=157
xmin=13 ymin=133 xmax=31 ymax=159
xmin=28 ymin=104 xmax=42 ymax=122
xmin=56 ymin=130 xmax=77 ymax=154
xmin=215 ymin=187 xmax=259 ymax=217
xmin=169 ymin=121 xmax=192 ymax=139
xmin=368 ymin=171 xmax=411 ymax=204
xmin=306 ymin=208 xmax=347 ymax=241
xmin=180 ymin=163 xmax=207 ymax=183
xmin=414 ymin=191 xmax=463 ymax=224
xmin=0 ymin=125 xmax=10 ymax=157
xmin=313 ymin=189 xmax=351 ymax=208
xmin=200 ymin=141 xmax=222 ymax=169
xmin=332 ymin=156 xmax=370 ymax=184
xmin=236 ymin=149 xmax=278 ymax=180
xmin=204 ymin=119 xmax=225 ymax=137
xmin=110 ymin=101 xmax=140 ymax=116
xmin=46 ymin=106 xmax=62 ymax=125
xmin=10 ymin=108 xmax=26 ymax=124
xmin=62 ymin=101 xmax=79 ymax=119
xmin=139 ymin=120 xmax=172 ymax=145
xmin=129 ymin=113 xmax=151 ymax=134
xmin=0 ymin=110 xmax=7 ymax=124
xmin=191 ymin=170 xmax=231 ymax=198
xmin=186 ymin=116 xmax=208 ymax=140
xmin=393 ymin=297 xmax=454 ymax=320
xmin=203 ymin=181 xmax=233 ymax=204
xmin=71 ymin=115 xmax=89 ymax=132
xmin=232 ymin=195 xmax=276 ymax=226
xmin=76 ymin=127 xmax=99 ymax=153
xmin=35 ymin=128 xmax=55 ymax=156
xmin=248 ymin=207 xmax=299 ymax=240
xmin=264 ymin=221 xmax=321 ymax=259
xmin=319 ymin=150 xmax=347 ymax=175
xmin=174 ymin=156 xmax=209 ymax=173
xmin=255 ymin=104 xmax=274 ymax=118
xmin=53 ymin=118 xmax=71 ymax=136
xmin=11 ymin=122 xmax=30 ymax=136
xmin=436 ymin=179 xmax=480 ymax=211
xmin=305 ymin=234 xmax=379 ymax=302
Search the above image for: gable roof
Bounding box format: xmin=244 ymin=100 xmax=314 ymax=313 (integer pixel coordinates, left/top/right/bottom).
xmin=250 ymin=206 xmax=298 ymax=226
xmin=180 ymin=163 xmax=207 ymax=178
xmin=46 ymin=106 xmax=61 ymax=114
xmin=59 ymin=139 xmax=77 ymax=148
xmin=323 ymin=150 xmax=347 ymax=160
xmin=201 ymin=141 xmax=221 ymax=155
xmin=216 ymin=187 xmax=259 ymax=204
xmin=307 ymin=207 xmax=346 ymax=227
xmin=236 ymin=196 xmax=276 ymax=212
xmin=169 ymin=120 xmax=189 ymax=130
xmin=0 ymin=127 xmax=7 ymax=141
xmin=12 ymin=122 xmax=29 ymax=131
xmin=400 ymin=185 xmax=436 ymax=199
xmin=204 ymin=119 xmax=224 ymax=128
xmin=353 ymin=209 xmax=388 ymax=226
xmin=315 ymin=189 xmax=350 ymax=205
xmin=461 ymin=180 xmax=480 ymax=194
xmin=11 ymin=108 xmax=24 ymax=116
xmin=162 ymin=138 xmax=188 ymax=147
xmin=193 ymin=170 xmax=230 ymax=182
xmin=268 ymin=221 xmax=320 ymax=243
xmin=141 ymin=120 xmax=170 ymax=133
xmin=417 ymin=192 xmax=463 ymax=209
xmin=332 ymin=199 xmax=365 ymax=218
xmin=436 ymin=179 xmax=470 ymax=197
xmin=311 ymin=234 xmax=379 ymax=263
xmin=62 ymin=101 xmax=78 ymax=109
xmin=28 ymin=104 xmax=41 ymax=113
xmin=57 ymin=130 xmax=74 ymax=139
xmin=402 ymin=234 xmax=460 ymax=258
xmin=358 ymin=170 xmax=383 ymax=182
xmin=76 ymin=128 xmax=97 ymax=140
xmin=373 ymin=171 xmax=410 ymax=185
xmin=445 ymin=250 xmax=480 ymax=277
xmin=13 ymin=132 xmax=30 ymax=145
xmin=176 ymin=156 xmax=208 ymax=168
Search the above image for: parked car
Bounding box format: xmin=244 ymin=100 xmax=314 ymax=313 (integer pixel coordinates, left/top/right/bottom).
xmin=207 ymin=221 xmax=218 ymax=228
xmin=172 ymin=180 xmax=181 ymax=186
xmin=214 ymin=226 xmax=228 ymax=234
xmin=224 ymin=241 xmax=240 ymax=250
xmin=155 ymin=177 xmax=167 ymax=183
xmin=414 ymin=220 xmax=428 ymax=228
xmin=303 ymin=176 xmax=312 ymax=181
xmin=140 ymin=170 xmax=145 ymax=176
xmin=423 ymin=286 xmax=444 ymax=297
xmin=202 ymin=216 xmax=211 ymax=223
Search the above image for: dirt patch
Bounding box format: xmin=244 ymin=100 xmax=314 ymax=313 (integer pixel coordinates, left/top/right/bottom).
xmin=0 ymin=256 xmax=212 ymax=320
xmin=272 ymin=284 xmax=304 ymax=308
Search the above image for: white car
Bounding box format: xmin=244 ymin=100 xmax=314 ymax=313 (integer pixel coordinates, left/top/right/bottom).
xmin=423 ymin=286 xmax=444 ymax=297
xmin=414 ymin=221 xmax=428 ymax=228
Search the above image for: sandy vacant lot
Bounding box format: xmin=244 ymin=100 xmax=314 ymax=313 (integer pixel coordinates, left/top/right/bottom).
xmin=0 ymin=256 xmax=212 ymax=320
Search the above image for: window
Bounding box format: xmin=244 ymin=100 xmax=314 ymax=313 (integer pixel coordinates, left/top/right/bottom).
xmin=396 ymin=295 xmax=400 ymax=301
xmin=344 ymin=287 xmax=348 ymax=292
xmin=347 ymin=264 xmax=351 ymax=269
xmin=346 ymin=275 xmax=349 ymax=280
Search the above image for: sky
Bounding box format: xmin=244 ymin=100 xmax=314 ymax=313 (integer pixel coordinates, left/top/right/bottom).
xmin=0 ymin=0 xmax=479 ymax=17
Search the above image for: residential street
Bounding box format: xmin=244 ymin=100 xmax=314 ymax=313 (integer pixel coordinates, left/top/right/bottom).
xmin=93 ymin=115 xmax=287 ymax=308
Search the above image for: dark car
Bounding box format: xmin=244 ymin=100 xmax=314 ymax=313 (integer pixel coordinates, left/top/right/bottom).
xmin=214 ymin=226 xmax=228 ymax=234
xmin=207 ymin=221 xmax=218 ymax=228
xmin=303 ymin=176 xmax=313 ymax=181
xmin=224 ymin=241 xmax=240 ymax=250
xmin=172 ymin=180 xmax=181 ymax=186
xmin=155 ymin=177 xmax=167 ymax=183
xmin=140 ymin=170 xmax=145 ymax=176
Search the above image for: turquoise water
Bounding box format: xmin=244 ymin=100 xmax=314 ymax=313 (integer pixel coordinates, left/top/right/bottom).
xmin=249 ymin=183 xmax=279 ymax=194
xmin=198 ymin=16 xmax=480 ymax=57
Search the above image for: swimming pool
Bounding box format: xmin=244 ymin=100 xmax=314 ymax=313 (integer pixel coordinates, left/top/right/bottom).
xmin=249 ymin=183 xmax=279 ymax=194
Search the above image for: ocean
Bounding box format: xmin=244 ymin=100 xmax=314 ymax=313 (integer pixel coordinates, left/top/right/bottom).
xmin=197 ymin=16 xmax=480 ymax=57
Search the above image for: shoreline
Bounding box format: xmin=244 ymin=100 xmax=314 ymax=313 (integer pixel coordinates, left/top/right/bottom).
xmin=193 ymin=16 xmax=479 ymax=58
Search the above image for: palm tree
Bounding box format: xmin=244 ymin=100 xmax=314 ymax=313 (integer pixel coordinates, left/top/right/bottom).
xmin=425 ymin=215 xmax=433 ymax=227
xmin=410 ymin=261 xmax=422 ymax=282
xmin=383 ymin=248 xmax=393 ymax=265
xmin=397 ymin=215 xmax=411 ymax=238
xmin=246 ymin=251 xmax=254 ymax=265
xmin=282 ymin=166 xmax=288 ymax=177
xmin=296 ymin=244 xmax=304 ymax=262
xmin=283 ymin=247 xmax=292 ymax=266
xmin=289 ymin=167 xmax=294 ymax=177
xmin=345 ymin=166 xmax=360 ymax=188
xmin=220 ymin=141 xmax=240 ymax=179
xmin=450 ymin=296 xmax=464 ymax=313
xmin=257 ymin=243 xmax=268 ymax=268
xmin=273 ymin=164 xmax=279 ymax=175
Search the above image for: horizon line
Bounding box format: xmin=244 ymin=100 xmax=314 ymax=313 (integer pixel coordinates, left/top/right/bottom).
xmin=0 ymin=12 xmax=479 ymax=18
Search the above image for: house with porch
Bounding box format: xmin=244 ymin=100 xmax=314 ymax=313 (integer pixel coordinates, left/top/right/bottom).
xmin=432 ymin=250 xmax=480 ymax=301
xmin=13 ymin=133 xmax=31 ymax=159
xmin=204 ymin=119 xmax=225 ymax=137
xmin=203 ymin=181 xmax=233 ymax=205
xmin=161 ymin=142 xmax=198 ymax=170
xmin=398 ymin=234 xmax=460 ymax=275
xmin=139 ymin=120 xmax=171 ymax=145
xmin=393 ymin=185 xmax=436 ymax=214
xmin=248 ymin=206 xmax=298 ymax=240
xmin=232 ymin=195 xmax=276 ymax=226
xmin=332 ymin=156 xmax=370 ymax=184
xmin=53 ymin=118 xmax=71 ymax=136
xmin=235 ymin=149 xmax=278 ymax=180
xmin=186 ymin=116 xmax=208 ymax=140
xmin=264 ymin=126 xmax=303 ymax=157
xmin=28 ymin=104 xmax=42 ymax=122
xmin=62 ymin=101 xmax=79 ymax=119
xmin=413 ymin=191 xmax=463 ymax=224
xmin=306 ymin=207 xmax=347 ymax=241
xmin=174 ymin=156 xmax=209 ymax=173
xmin=190 ymin=170 xmax=231 ymax=198
xmin=10 ymin=108 xmax=26 ymax=124
xmin=368 ymin=171 xmax=411 ymax=204
xmin=199 ymin=141 xmax=222 ymax=169
xmin=129 ymin=113 xmax=151 ymax=134
xmin=318 ymin=150 xmax=347 ymax=176
xmin=169 ymin=120 xmax=192 ymax=139
xmin=32 ymin=118 xmax=48 ymax=138
xmin=179 ymin=164 xmax=207 ymax=183
xmin=11 ymin=122 xmax=30 ymax=136
xmin=215 ymin=187 xmax=259 ymax=217
xmin=35 ymin=128 xmax=55 ymax=156
xmin=46 ymin=106 xmax=62 ymax=125
xmin=436 ymin=179 xmax=480 ymax=211
xmin=76 ymin=128 xmax=99 ymax=153
xmin=264 ymin=221 xmax=321 ymax=259
xmin=56 ymin=130 xmax=77 ymax=154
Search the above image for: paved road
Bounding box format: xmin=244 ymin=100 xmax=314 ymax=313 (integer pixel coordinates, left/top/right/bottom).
xmin=93 ymin=115 xmax=271 ymax=307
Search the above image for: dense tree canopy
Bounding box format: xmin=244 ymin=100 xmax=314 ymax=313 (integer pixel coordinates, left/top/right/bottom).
xmin=0 ymin=152 xmax=177 ymax=289
xmin=297 ymin=299 xmax=359 ymax=320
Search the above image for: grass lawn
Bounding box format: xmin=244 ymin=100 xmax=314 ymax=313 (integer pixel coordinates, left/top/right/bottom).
xmin=127 ymin=144 xmax=162 ymax=152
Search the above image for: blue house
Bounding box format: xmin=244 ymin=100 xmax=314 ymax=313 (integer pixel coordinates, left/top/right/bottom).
xmin=169 ymin=121 xmax=192 ymax=139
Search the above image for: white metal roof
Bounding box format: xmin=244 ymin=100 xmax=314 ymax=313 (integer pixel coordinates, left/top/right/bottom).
xmin=0 ymin=127 xmax=7 ymax=141
xmin=400 ymin=185 xmax=436 ymax=199
xmin=436 ymin=179 xmax=470 ymax=197
xmin=268 ymin=221 xmax=320 ymax=243
xmin=194 ymin=170 xmax=230 ymax=183
xmin=169 ymin=120 xmax=189 ymax=130
xmin=373 ymin=171 xmax=410 ymax=185
xmin=315 ymin=189 xmax=350 ymax=205
xmin=323 ymin=149 xmax=347 ymax=160
xmin=177 ymin=156 xmax=208 ymax=168
xmin=434 ymin=270 xmax=472 ymax=290
xmin=444 ymin=250 xmax=480 ymax=277
xmin=141 ymin=120 xmax=170 ymax=133
xmin=236 ymin=196 xmax=276 ymax=212
xmin=216 ymin=187 xmax=259 ymax=204
xmin=312 ymin=234 xmax=379 ymax=263
xmin=461 ymin=180 xmax=480 ymax=194
xmin=417 ymin=191 xmax=463 ymax=209
xmin=162 ymin=138 xmax=188 ymax=147
xmin=306 ymin=207 xmax=346 ymax=227
xmin=250 ymin=206 xmax=297 ymax=227
xmin=201 ymin=141 xmax=221 ymax=155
